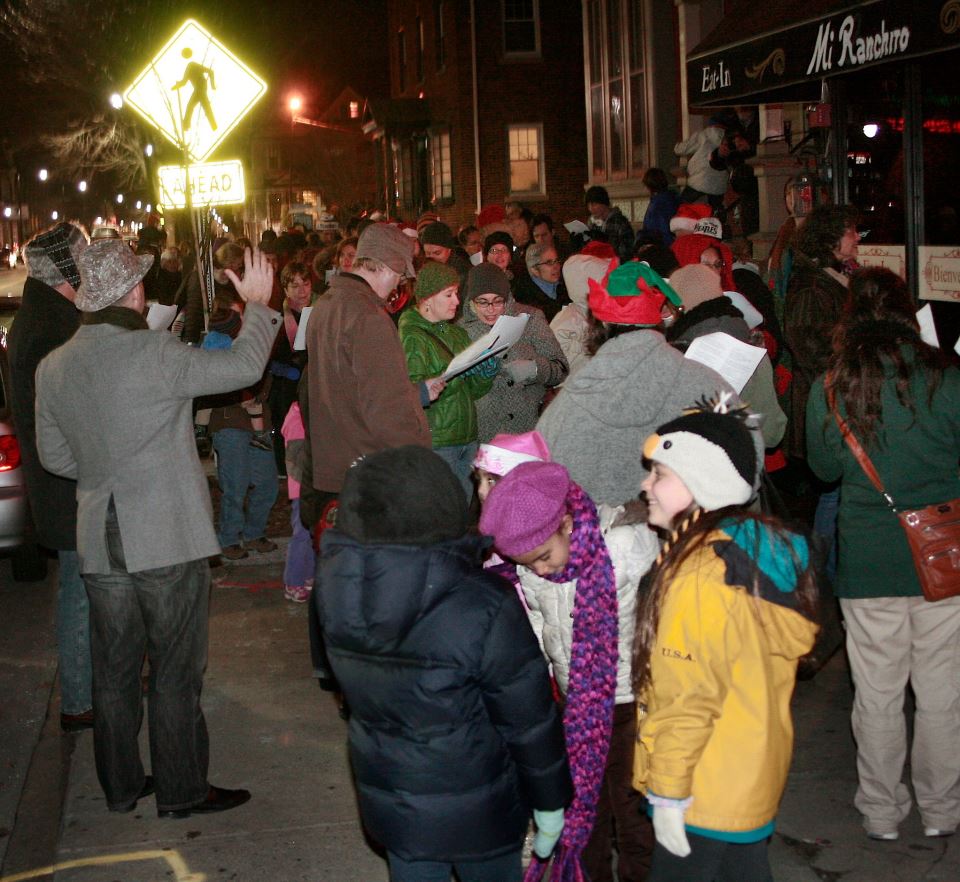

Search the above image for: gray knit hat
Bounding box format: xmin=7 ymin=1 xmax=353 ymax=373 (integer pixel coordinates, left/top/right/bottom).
xmin=24 ymin=222 xmax=88 ymax=290
xmin=464 ymin=262 xmax=511 ymax=302
xmin=75 ymin=239 xmax=155 ymax=312
xmin=356 ymin=223 xmax=417 ymax=279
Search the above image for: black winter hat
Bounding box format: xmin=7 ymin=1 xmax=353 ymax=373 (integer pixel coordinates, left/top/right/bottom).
xmin=483 ymin=231 xmax=515 ymax=256
xmin=337 ymin=446 xmax=468 ymax=545
xmin=420 ymin=221 xmax=457 ymax=249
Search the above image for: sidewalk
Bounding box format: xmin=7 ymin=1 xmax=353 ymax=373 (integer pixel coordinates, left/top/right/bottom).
xmin=3 ymin=548 xmax=960 ymax=881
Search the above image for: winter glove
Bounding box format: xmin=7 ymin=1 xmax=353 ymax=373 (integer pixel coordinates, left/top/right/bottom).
xmin=650 ymin=798 xmax=691 ymax=858
xmin=269 ymin=360 xmax=301 ymax=381
xmin=464 ymin=355 xmax=500 ymax=379
xmin=532 ymin=808 xmax=564 ymax=859
xmin=504 ymin=358 xmax=537 ymax=385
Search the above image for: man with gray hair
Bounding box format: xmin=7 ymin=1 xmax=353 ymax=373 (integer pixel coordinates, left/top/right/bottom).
xmin=511 ymin=241 xmax=569 ymax=321
xmin=35 ymin=240 xmax=279 ymax=819
xmin=9 ymin=222 xmax=91 ymax=732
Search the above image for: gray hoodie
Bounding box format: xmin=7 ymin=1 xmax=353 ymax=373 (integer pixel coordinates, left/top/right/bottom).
xmin=537 ymin=329 xmax=759 ymax=506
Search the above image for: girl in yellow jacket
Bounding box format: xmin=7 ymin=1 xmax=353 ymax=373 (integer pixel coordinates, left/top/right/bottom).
xmin=633 ymin=394 xmax=819 ymax=882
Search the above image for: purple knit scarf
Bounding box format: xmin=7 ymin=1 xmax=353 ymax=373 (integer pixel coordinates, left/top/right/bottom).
xmin=524 ymin=481 xmax=618 ymax=882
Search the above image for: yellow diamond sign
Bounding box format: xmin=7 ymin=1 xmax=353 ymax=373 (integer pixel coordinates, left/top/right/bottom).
xmin=124 ymin=19 xmax=267 ymax=162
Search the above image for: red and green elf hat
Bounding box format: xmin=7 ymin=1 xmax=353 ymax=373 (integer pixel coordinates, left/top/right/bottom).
xmin=587 ymin=260 xmax=682 ymax=326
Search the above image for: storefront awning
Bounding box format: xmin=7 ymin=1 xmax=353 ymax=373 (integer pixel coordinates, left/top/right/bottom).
xmin=687 ymin=0 xmax=960 ymax=107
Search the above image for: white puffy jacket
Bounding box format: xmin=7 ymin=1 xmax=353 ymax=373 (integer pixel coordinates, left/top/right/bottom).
xmin=519 ymin=504 xmax=659 ymax=704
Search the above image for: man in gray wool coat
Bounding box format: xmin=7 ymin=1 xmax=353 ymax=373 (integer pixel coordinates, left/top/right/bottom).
xmin=35 ymin=239 xmax=279 ymax=819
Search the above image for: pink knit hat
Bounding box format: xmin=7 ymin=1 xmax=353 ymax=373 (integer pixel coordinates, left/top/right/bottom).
xmin=473 ymin=431 xmax=552 ymax=476
xmin=479 ymin=461 xmax=570 ymax=558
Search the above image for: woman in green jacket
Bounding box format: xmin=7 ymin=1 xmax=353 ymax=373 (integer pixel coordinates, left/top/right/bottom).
xmin=399 ymin=261 xmax=496 ymax=498
xmin=806 ymin=268 xmax=960 ymax=842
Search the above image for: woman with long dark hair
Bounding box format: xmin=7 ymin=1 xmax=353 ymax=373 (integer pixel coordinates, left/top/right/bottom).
xmin=806 ymin=267 xmax=960 ymax=841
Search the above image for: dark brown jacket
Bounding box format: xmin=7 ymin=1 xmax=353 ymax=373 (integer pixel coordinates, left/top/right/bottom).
xmin=305 ymin=272 xmax=430 ymax=493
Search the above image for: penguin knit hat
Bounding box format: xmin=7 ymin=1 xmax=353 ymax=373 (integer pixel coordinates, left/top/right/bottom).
xmin=473 ymin=430 xmax=552 ymax=476
xmin=337 ymin=446 xmax=468 ymax=545
xmin=25 ymin=222 xmax=88 ymax=290
xmin=414 ymin=261 xmax=459 ymax=300
xmin=642 ymin=394 xmax=758 ymax=511
xmin=479 ymin=461 xmax=570 ymax=558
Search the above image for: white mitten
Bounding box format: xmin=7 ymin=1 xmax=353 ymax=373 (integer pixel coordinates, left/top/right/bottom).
xmin=652 ymin=803 xmax=691 ymax=857
xmin=532 ymin=808 xmax=564 ymax=858
xmin=505 ymin=359 xmax=538 ymax=385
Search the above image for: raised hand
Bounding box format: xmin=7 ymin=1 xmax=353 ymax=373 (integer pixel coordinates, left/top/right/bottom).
xmin=225 ymin=248 xmax=274 ymax=306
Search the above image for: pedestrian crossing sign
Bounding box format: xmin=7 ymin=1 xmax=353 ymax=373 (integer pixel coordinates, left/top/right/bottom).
xmin=124 ymin=19 xmax=267 ymax=162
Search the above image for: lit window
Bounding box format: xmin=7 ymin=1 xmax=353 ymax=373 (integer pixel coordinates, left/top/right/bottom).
xmin=349 ymin=101 xmax=359 ymax=119
xmin=430 ymin=130 xmax=453 ymax=203
xmin=584 ymin=0 xmax=648 ymax=180
xmin=508 ymin=124 xmax=544 ymax=195
xmin=503 ymin=0 xmax=540 ymax=57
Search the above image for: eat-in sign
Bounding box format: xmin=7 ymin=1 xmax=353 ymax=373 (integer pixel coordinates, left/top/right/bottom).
xmin=124 ymin=19 xmax=267 ymax=162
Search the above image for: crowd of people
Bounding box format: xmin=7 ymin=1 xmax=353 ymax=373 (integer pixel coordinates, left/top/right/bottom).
xmin=13 ymin=177 xmax=959 ymax=882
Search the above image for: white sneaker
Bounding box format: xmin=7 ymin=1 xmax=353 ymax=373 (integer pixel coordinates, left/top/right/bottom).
xmin=924 ymin=827 xmax=955 ymax=838
xmin=867 ymin=830 xmax=899 ymax=841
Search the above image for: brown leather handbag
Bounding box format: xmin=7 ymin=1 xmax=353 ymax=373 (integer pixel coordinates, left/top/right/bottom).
xmin=827 ymin=384 xmax=960 ymax=602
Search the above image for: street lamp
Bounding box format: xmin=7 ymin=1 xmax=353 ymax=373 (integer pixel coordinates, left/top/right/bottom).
xmin=116 ymin=194 xmax=124 ymax=204
xmin=288 ymin=96 xmax=303 ymax=113
xmin=3 ymin=208 xmax=11 ymax=219
xmin=38 ymin=168 xmax=48 ymax=182
xmin=78 ymin=180 xmax=87 ymax=192
xmin=136 ymin=200 xmax=142 ymax=210
xmin=109 ymin=92 xmax=123 ymax=110
xmin=144 ymin=144 xmax=154 ymax=157
xmin=51 ymin=211 xmax=59 ymax=220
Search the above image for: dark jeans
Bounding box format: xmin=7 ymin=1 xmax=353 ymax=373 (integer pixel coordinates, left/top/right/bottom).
xmin=84 ymin=501 xmax=211 ymax=812
xmin=648 ymin=833 xmax=772 ymax=882
xmin=387 ymin=849 xmax=522 ymax=882
xmin=582 ymin=702 xmax=654 ymax=882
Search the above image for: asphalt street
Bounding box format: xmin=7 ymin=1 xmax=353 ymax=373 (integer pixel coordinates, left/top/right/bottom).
xmin=2 ymin=539 xmax=960 ymax=881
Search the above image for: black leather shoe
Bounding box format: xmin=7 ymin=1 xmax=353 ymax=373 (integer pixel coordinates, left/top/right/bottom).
xmin=157 ymin=785 xmax=251 ymax=819
xmin=60 ymin=709 xmax=94 ymax=732
xmin=110 ymin=776 xmax=155 ymax=813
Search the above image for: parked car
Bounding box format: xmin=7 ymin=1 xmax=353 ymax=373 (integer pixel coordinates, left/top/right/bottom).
xmin=0 ymin=343 xmax=47 ymax=581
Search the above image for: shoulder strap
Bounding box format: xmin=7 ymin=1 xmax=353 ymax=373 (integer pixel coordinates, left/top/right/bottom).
xmin=825 ymin=374 xmax=899 ymax=511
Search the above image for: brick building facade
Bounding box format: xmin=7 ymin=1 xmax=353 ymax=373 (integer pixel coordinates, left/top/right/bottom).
xmin=373 ymin=1 xmax=588 ymax=231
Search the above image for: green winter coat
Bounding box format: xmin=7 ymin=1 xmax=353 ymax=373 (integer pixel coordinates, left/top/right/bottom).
xmin=398 ymin=308 xmax=493 ymax=448
xmin=806 ymin=351 xmax=960 ymax=599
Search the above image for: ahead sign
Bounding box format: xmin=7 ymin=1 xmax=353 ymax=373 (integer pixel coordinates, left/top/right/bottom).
xmin=157 ymin=160 xmax=246 ymax=209
xmin=124 ymin=19 xmax=267 ymax=162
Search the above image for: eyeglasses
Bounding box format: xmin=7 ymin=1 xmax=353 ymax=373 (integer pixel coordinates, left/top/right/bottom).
xmin=536 ymin=258 xmax=561 ymax=268
xmin=700 ymin=258 xmax=725 ymax=270
xmin=473 ymin=297 xmax=506 ymax=309
xmin=487 ymin=246 xmax=511 ymax=256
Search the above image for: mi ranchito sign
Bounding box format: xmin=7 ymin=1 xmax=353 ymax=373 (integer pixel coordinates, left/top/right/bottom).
xmin=806 ymin=15 xmax=910 ymax=75
xmin=687 ymin=1 xmax=960 ymax=106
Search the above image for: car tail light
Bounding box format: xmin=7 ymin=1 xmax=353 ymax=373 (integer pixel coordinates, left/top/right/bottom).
xmin=0 ymin=434 xmax=21 ymax=471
